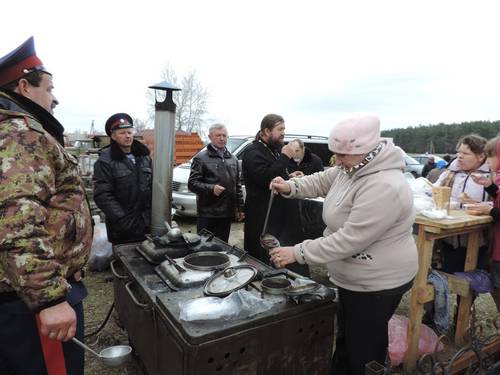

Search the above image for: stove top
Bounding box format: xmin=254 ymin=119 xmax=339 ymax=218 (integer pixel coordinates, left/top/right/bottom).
xmin=136 ymin=234 xmax=226 ymax=265
xmin=155 ymin=252 xmax=243 ymax=290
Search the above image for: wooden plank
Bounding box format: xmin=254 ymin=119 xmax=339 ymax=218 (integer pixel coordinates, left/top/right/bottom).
xmin=436 ymin=272 xmax=470 ymax=297
xmin=416 ymin=210 xmax=491 ymax=229
xmin=425 ymin=224 xmax=492 ymax=240
xmin=425 ymin=337 xmax=500 ymax=374
xmin=417 ymin=273 xmax=471 ymax=304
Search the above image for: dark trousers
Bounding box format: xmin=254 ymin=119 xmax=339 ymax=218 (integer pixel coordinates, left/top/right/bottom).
xmin=0 ymin=298 xmax=85 ymax=375
xmin=331 ymin=282 xmax=410 ymax=375
xmin=197 ymin=217 xmax=232 ymax=242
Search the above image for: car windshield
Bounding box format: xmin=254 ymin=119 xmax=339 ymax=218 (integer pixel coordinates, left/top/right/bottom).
xmin=226 ymin=138 xmax=246 ymax=153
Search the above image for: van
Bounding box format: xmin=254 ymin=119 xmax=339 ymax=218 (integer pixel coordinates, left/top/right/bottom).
xmin=172 ymin=134 xmax=332 ymax=216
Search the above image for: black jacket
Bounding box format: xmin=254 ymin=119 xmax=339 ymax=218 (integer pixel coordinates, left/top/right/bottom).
xmin=93 ymin=140 xmax=153 ymax=244
xmin=188 ymin=144 xmax=243 ymax=218
xmin=287 ymin=147 xmax=324 ymax=176
xmin=242 ymin=139 xmax=293 ymax=262
xmin=422 ymin=162 xmax=436 ymax=178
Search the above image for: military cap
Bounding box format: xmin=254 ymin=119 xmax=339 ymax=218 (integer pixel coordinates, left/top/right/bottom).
xmin=105 ymin=113 xmax=134 ymax=136
xmin=0 ymin=36 xmax=51 ymax=87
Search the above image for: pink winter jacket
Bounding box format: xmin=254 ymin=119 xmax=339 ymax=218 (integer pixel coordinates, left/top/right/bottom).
xmin=284 ymin=141 xmax=418 ymax=292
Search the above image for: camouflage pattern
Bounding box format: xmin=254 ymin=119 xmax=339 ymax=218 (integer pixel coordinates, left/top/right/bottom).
xmin=0 ymin=98 xmax=92 ymax=310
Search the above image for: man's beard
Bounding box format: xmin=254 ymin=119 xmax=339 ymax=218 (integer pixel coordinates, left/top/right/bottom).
xmin=267 ymin=135 xmax=284 ymax=151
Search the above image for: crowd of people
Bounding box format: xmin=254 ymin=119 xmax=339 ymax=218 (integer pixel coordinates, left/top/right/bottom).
xmin=2 ymin=36 xmax=500 ymax=375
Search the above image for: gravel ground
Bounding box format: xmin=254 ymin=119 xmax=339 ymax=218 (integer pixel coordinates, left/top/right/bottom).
xmin=82 ymin=218 xmax=499 ymax=374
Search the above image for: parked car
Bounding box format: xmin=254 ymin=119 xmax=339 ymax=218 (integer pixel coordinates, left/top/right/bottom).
xmin=172 ymin=134 xmax=333 ymax=217
xmin=395 ymin=147 xmax=424 ymax=177
xmin=411 ymin=154 xmax=446 ymax=166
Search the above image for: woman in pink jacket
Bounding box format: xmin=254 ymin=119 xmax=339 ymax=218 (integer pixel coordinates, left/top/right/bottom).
xmin=467 ymin=136 xmax=500 ymax=312
xmin=270 ymin=115 xmax=418 ymax=375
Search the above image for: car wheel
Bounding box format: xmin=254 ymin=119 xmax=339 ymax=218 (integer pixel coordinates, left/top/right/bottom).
xmin=411 ymin=171 xmax=418 ymax=178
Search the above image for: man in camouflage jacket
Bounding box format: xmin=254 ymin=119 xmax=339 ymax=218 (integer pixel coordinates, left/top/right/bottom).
xmin=0 ymin=37 xmax=92 ymax=375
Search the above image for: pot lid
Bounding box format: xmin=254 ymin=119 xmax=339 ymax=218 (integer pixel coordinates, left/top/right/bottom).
xmin=204 ymin=265 xmax=258 ymax=297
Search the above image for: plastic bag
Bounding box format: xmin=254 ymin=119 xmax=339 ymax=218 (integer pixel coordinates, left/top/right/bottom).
xmin=87 ymin=217 xmax=113 ymax=272
xmin=388 ymin=314 xmax=444 ymax=366
xmin=179 ymin=289 xmax=277 ymax=322
xmin=408 ymin=178 xmax=435 ymax=214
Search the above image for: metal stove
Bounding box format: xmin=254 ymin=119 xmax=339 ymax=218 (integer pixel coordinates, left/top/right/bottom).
xmin=112 ymin=232 xmax=337 ymax=375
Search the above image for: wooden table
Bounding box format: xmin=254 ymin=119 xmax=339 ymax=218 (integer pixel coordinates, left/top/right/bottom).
xmin=404 ymin=210 xmax=492 ymax=370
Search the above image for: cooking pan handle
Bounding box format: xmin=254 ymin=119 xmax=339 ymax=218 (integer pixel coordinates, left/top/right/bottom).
xmin=110 ymin=260 xmax=128 ymax=280
xmin=125 ymin=281 xmax=149 ymax=309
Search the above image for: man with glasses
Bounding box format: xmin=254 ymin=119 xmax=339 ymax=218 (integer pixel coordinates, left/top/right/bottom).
xmin=93 ymin=113 xmax=153 ymax=245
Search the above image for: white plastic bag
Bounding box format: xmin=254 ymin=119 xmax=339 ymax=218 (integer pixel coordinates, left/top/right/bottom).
xmin=179 ymin=289 xmax=276 ymax=322
xmin=388 ymin=314 xmax=444 ymax=366
xmin=87 ymin=216 xmax=113 ymax=272
xmin=408 ymin=178 xmax=435 ymax=214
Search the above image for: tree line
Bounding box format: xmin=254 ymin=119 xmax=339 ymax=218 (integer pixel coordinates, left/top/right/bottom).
xmin=381 ymin=120 xmax=500 ymax=154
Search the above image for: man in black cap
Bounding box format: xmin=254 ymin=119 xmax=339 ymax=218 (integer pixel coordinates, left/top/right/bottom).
xmin=93 ymin=113 xmax=153 ymax=244
xmin=0 ymin=37 xmax=92 ymax=374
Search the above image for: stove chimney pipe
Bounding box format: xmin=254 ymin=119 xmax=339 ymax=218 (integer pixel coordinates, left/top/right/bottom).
xmin=148 ymin=81 xmax=181 ymax=236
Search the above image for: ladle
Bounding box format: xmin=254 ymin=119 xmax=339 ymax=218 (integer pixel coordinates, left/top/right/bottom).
xmin=260 ymin=233 xmax=281 ymax=251
xmin=259 ymin=190 xmax=281 ymax=250
xmin=72 ymin=337 xmax=132 ymax=368
xmin=261 ymin=190 xmax=275 ymax=237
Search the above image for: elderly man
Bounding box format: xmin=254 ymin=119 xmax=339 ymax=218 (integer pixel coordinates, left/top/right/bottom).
xmin=188 ymin=124 xmax=243 ymax=242
xmin=0 ymin=37 xmax=92 ymax=374
xmin=93 ymin=113 xmax=153 ymax=245
xmin=287 ymin=138 xmax=324 ymax=177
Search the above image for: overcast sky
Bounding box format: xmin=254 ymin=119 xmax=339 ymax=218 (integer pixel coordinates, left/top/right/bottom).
xmin=3 ymin=0 xmax=500 ymax=136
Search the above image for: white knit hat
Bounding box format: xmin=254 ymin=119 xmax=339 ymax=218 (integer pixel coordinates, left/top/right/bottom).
xmin=328 ymin=115 xmax=381 ymax=154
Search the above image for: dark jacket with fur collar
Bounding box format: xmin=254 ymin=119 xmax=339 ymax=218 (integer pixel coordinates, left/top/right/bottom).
xmin=93 ymin=139 xmax=153 ymax=244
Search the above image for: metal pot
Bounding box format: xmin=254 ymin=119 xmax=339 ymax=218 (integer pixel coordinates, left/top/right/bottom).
xmin=261 ymin=277 xmax=292 ymax=295
xmin=183 ymin=251 xmax=230 ymax=271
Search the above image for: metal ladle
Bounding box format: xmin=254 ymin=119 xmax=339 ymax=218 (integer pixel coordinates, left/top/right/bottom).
xmin=259 ymin=190 xmax=281 ymax=250
xmin=72 ymin=337 xmax=132 ymax=368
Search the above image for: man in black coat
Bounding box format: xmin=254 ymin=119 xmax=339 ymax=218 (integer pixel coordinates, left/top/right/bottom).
xmin=242 ymin=114 xmax=296 ymax=264
xmin=421 ymin=156 xmax=436 ymax=178
xmin=93 ymin=113 xmax=153 ymax=244
xmin=188 ymin=124 xmax=244 ymax=242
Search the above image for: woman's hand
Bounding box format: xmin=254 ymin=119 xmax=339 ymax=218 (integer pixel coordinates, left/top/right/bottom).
xmin=289 ymin=171 xmax=304 ymax=178
xmin=269 ymin=177 xmax=291 ymax=194
xmin=470 ymin=172 xmax=492 ymax=187
xmin=269 ymin=246 xmax=296 ymax=268
xmin=465 ymin=203 xmax=493 ymax=216
xmin=459 ymin=192 xmax=479 ymax=205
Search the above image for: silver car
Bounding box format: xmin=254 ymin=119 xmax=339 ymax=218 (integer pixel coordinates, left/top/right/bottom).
xmin=172 ymin=135 xmax=332 ymax=217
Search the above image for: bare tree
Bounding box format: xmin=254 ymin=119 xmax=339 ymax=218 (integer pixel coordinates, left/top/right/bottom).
xmin=132 ymin=117 xmax=150 ymax=132
xmin=147 ymin=64 xmax=208 ymax=136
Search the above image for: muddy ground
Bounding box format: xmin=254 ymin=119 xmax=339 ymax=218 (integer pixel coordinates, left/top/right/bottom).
xmin=83 ymin=217 xmax=499 ymax=374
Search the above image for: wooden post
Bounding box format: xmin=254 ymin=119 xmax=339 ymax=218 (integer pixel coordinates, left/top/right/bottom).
xmin=404 ymin=225 xmax=434 ymax=370
xmin=454 ymin=231 xmax=480 ymax=345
